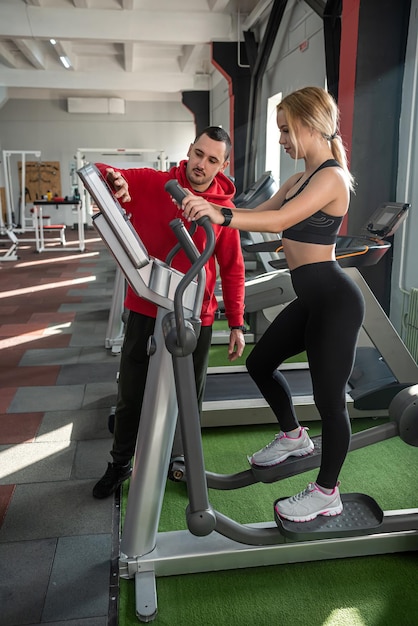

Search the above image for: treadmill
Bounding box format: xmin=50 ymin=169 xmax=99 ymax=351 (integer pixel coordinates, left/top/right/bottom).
xmin=202 ymin=201 xmax=418 ymax=427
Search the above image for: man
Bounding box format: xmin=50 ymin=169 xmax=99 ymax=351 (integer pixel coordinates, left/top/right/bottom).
xmin=93 ymin=126 xmax=246 ymax=498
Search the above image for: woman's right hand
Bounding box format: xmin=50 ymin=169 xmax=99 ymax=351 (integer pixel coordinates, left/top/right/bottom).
xmin=181 ymin=194 xmax=224 ymax=225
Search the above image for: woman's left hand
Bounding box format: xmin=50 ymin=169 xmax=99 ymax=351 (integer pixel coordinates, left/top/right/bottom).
xmin=181 ymin=194 xmax=224 ymax=225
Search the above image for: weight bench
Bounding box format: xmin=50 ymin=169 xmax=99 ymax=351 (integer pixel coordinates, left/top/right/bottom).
xmin=30 ymin=207 xmax=67 ymax=251
xmin=41 ymin=223 xmax=67 ymax=246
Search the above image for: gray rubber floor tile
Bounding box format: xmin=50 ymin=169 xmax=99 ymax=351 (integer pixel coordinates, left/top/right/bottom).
xmin=0 ymin=538 xmax=57 ymax=626
xmin=7 ymin=385 xmax=85 ymax=413
xmin=72 ymin=317 xmax=108 ymax=330
xmin=74 ymin=309 xmax=110 ymax=322
xmin=36 ymin=409 xmax=112 ymax=441
xmin=78 ymin=286 xmax=111 ymax=294
xmin=70 ymin=290 xmax=113 ymax=299
xmin=59 ymin=303 xmax=110 ymax=313
xmin=56 ymin=363 xmax=119 ymax=385
xmin=82 ymin=383 xmax=118 ymax=410
xmin=69 ymin=325 xmax=108 ymax=347
xmin=0 ymin=441 xmax=76 ymax=485
xmin=0 ymin=480 xmax=114 ymax=542
xmin=42 ymin=534 xmax=112 ymax=622
xmin=72 ymin=439 xmax=114 ymax=479
xmin=79 ymin=346 xmax=120 ymax=364
xmin=19 ymin=348 xmax=82 ymax=366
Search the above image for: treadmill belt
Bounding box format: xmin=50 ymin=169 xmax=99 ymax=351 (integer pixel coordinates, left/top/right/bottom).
xmin=204 ymin=370 xmax=313 ymax=402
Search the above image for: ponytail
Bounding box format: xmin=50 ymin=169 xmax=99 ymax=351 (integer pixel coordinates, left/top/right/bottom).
xmin=329 ymin=135 xmax=355 ymax=192
xmin=278 ymin=86 xmax=356 ymax=192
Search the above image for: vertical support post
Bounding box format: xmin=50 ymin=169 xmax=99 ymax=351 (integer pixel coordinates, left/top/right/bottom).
xmin=105 ymin=267 xmax=126 ymax=352
xmin=120 ymin=308 xmax=178 ymax=559
xmin=77 ymin=199 xmax=85 ymax=252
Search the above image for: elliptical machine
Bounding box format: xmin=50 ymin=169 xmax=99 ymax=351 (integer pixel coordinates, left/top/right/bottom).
xmin=78 ymin=164 xmax=418 ymax=624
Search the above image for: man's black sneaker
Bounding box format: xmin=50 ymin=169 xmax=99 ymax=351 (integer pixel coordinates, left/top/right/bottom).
xmin=92 ymin=462 xmax=131 ymax=499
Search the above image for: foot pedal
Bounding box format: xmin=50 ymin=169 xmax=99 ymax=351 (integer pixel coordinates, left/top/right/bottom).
xmin=274 ymin=493 xmax=384 ymax=541
xmin=251 ymin=436 xmax=322 ymax=484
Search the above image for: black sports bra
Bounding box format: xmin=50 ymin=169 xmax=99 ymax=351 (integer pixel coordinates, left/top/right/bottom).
xmin=281 ymin=159 xmax=343 ymax=245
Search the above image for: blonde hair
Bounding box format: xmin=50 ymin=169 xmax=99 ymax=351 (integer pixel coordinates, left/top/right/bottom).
xmin=277 ymin=86 xmax=355 ymax=191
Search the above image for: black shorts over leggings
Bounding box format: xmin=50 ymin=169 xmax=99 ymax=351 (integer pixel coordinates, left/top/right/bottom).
xmin=246 ymin=261 xmax=365 ymax=488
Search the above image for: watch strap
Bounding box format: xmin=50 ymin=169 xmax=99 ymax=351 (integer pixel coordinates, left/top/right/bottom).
xmin=221 ymin=207 xmax=233 ymax=226
xmin=230 ymin=325 xmax=247 ymax=333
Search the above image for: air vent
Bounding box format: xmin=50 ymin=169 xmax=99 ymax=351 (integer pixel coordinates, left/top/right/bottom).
xmin=67 ymin=98 xmax=125 ymax=114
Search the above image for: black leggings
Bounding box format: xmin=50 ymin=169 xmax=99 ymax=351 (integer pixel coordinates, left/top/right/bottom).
xmin=246 ymin=261 xmax=365 ymax=488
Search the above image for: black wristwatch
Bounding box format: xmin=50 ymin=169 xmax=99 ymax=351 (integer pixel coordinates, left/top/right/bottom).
xmin=230 ymin=325 xmax=247 ymax=333
xmin=220 ymin=207 xmax=233 ymax=226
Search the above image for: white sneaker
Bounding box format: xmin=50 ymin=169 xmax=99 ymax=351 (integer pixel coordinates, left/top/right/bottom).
xmin=275 ymin=482 xmax=343 ymax=522
xmin=249 ymin=427 xmax=314 ymax=467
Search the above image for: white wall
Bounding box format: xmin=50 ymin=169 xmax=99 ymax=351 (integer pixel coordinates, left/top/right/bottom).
xmin=0 ymin=98 xmax=196 ymax=199
xmin=210 ymin=74 xmax=232 ymax=180
xmin=251 ymin=1 xmax=325 ymax=185
xmin=211 ymin=74 xmax=231 ymax=136
xmin=391 ymin=0 xmax=418 ymax=336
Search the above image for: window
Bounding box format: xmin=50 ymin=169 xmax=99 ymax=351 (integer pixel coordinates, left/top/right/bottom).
xmin=265 ymin=92 xmax=282 ymax=186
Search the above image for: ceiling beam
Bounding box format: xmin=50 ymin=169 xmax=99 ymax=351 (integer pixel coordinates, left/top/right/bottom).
xmin=179 ymin=45 xmax=206 ymax=73
xmin=0 ymin=67 xmax=205 ymax=92
xmin=124 ymin=42 xmax=134 ymax=72
xmin=0 ymin=42 xmax=18 ymax=69
xmin=207 ymin=0 xmax=230 ymax=10
xmin=0 ymin=6 xmax=233 ymax=44
xmin=49 ymin=39 xmax=76 ymax=71
xmin=13 ymin=38 xmax=46 ymax=69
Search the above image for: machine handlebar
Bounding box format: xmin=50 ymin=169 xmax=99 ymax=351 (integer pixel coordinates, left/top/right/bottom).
xmin=164 ymin=179 xmax=211 ymax=228
xmin=164 ymin=180 xmax=216 ymax=351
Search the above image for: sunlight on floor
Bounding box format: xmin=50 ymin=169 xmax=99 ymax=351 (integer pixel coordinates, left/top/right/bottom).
xmin=0 ymin=322 xmax=73 ymax=349
xmin=15 ymin=250 xmax=100 ymax=268
xmin=0 ymin=275 xmax=96 ymax=299
xmin=323 ymin=607 xmax=366 ymax=625
xmin=43 ymin=322 xmax=72 ymax=335
xmin=0 ymin=440 xmax=72 ymax=481
xmin=35 ymin=424 xmax=75 ymax=443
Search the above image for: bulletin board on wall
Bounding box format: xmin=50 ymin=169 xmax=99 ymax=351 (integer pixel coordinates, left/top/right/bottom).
xmin=18 ymin=161 xmax=62 ymax=202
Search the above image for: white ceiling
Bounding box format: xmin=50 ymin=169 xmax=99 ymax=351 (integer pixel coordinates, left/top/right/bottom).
xmin=0 ymin=0 xmax=271 ymax=103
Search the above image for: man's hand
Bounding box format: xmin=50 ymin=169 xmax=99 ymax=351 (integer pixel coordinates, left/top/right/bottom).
xmin=105 ymin=167 xmax=131 ymax=203
xmin=228 ymin=328 xmax=245 ymax=362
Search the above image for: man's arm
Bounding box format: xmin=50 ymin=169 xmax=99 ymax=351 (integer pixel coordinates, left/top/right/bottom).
xmin=215 ymin=227 xmax=246 ymax=362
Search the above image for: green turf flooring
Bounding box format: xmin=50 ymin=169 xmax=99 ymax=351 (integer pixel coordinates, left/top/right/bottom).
xmin=119 ymin=418 xmax=418 ymax=625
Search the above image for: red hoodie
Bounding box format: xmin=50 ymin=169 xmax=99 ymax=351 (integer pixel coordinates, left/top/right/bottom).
xmin=95 ymin=161 xmax=245 ymax=327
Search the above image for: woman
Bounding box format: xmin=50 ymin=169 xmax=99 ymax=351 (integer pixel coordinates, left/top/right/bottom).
xmin=179 ymin=86 xmax=365 ymax=523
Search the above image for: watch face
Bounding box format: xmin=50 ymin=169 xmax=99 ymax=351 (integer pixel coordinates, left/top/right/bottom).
xmin=220 ymin=207 xmax=233 ymax=226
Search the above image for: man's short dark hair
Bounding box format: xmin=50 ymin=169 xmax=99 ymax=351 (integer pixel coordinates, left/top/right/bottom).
xmin=194 ymin=126 xmax=232 ymax=161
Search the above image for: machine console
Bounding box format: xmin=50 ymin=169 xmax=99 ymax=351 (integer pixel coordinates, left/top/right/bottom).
xmin=268 ymin=202 xmax=411 ymax=270
xmin=77 ymin=163 xmax=150 ymax=269
xmin=361 ymin=202 xmax=410 ymax=239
